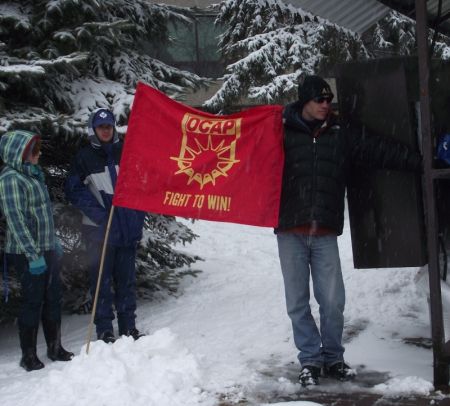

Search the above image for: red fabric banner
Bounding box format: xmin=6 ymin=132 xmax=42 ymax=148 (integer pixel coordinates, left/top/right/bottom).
xmin=113 ymin=82 xmax=284 ymax=227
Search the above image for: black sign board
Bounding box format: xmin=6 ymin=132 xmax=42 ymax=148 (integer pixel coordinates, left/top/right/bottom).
xmin=335 ymin=57 xmax=427 ymax=268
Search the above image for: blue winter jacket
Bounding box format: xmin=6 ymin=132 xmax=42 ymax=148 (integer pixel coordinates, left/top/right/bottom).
xmin=65 ymin=113 xmax=145 ymax=246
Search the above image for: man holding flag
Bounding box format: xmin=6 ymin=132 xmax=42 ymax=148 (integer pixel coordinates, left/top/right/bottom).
xmin=276 ymin=75 xmax=422 ymax=387
xmin=65 ymin=108 xmax=146 ymax=344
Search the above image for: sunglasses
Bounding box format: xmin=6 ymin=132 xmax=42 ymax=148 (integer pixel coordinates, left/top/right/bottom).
xmin=313 ymin=96 xmax=333 ymax=104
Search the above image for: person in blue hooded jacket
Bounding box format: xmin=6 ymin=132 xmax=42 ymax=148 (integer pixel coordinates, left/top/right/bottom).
xmin=0 ymin=130 xmax=74 ymax=371
xmin=65 ymin=109 xmax=146 ymax=343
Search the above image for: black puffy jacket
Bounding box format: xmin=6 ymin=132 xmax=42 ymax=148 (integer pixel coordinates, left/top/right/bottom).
xmin=277 ymin=101 xmax=422 ymax=235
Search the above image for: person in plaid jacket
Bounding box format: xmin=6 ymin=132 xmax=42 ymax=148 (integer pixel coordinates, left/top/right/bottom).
xmin=0 ymin=130 xmax=73 ymax=371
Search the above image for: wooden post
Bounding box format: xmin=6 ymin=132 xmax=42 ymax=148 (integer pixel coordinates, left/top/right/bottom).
xmin=85 ymin=206 xmax=115 ymax=354
xmin=415 ymin=0 xmax=449 ymax=388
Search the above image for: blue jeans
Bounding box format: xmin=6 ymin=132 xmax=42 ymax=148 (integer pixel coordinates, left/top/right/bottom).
xmin=88 ymin=243 xmax=137 ymax=336
xmin=277 ymin=233 xmax=345 ymax=367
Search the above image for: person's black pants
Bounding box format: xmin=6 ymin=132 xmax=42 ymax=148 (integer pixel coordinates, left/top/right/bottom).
xmin=7 ymin=251 xmax=61 ymax=329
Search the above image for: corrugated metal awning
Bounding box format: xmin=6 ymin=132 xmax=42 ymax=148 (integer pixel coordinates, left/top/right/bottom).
xmin=286 ymin=0 xmax=450 ymax=35
xmin=286 ymin=0 xmax=390 ymax=34
xmin=154 ymin=0 xmax=450 ymax=36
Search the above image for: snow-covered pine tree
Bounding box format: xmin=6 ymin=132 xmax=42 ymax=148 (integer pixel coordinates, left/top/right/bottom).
xmin=0 ymin=0 xmax=205 ymax=322
xmin=0 ymin=0 xmax=205 ymax=133
xmin=204 ymin=0 xmax=368 ymax=111
xmin=363 ymin=10 xmax=450 ymax=59
xmin=205 ymin=1 xmax=450 ymax=112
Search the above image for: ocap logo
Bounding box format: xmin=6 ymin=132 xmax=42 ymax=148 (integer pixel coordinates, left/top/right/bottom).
xmin=99 ymin=111 xmax=108 ymax=118
xmin=170 ymin=113 xmax=241 ymax=189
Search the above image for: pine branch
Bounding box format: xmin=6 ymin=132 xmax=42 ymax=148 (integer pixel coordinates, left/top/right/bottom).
xmin=33 ymin=51 xmax=89 ymax=67
xmin=0 ymin=64 xmax=45 ymax=77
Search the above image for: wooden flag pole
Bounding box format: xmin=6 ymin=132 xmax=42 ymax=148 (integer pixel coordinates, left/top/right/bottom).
xmin=85 ymin=205 xmax=115 ymax=354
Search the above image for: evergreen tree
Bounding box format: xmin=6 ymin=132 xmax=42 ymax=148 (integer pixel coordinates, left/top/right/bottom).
xmin=0 ymin=0 xmax=205 ymax=132
xmin=204 ymin=0 xmax=368 ymax=111
xmin=0 ymin=0 xmax=205 ymax=322
xmin=363 ymin=10 xmax=450 ymax=59
xmin=205 ymin=1 xmax=450 ymax=112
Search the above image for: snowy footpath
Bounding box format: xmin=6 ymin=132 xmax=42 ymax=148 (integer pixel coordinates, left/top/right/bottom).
xmin=0 ymin=214 xmax=447 ymax=405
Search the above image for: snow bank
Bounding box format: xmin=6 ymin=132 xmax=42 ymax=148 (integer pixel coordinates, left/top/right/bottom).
xmin=372 ymin=376 xmax=434 ymax=396
xmin=1 ymin=328 xmax=212 ymax=406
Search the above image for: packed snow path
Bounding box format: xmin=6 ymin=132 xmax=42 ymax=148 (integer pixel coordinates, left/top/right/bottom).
xmin=0 ymin=216 xmax=441 ymax=405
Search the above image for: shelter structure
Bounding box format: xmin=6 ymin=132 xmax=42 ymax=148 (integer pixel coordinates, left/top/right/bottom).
xmin=289 ymin=0 xmax=450 ymax=388
xmin=368 ymin=0 xmax=450 ymax=389
xmin=408 ymin=0 xmax=450 ymax=389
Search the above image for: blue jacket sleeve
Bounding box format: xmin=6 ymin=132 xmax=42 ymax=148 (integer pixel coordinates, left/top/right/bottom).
xmin=65 ymin=155 xmax=108 ymax=226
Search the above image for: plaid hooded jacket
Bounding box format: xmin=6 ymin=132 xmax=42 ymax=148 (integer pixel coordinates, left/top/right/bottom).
xmin=0 ymin=130 xmax=55 ymax=261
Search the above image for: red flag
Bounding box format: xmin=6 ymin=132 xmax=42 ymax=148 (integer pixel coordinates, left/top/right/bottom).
xmin=113 ymin=82 xmax=284 ymax=227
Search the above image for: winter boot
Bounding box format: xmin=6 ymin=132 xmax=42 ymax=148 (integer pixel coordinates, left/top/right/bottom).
xmin=323 ymin=361 xmax=356 ymax=381
xmin=19 ymin=327 xmax=45 ymax=372
xmin=299 ymin=365 xmax=321 ymax=387
xmin=120 ymin=328 xmax=145 ymax=341
xmin=42 ymin=319 xmax=74 ymax=362
xmin=98 ymin=331 xmax=116 ymax=344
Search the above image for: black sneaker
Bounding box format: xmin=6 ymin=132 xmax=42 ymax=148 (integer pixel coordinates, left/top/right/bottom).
xmin=98 ymin=331 xmax=116 ymax=344
xmin=323 ymin=361 xmax=356 ymax=381
xmin=121 ymin=328 xmax=145 ymax=341
xmin=299 ymin=365 xmax=321 ymax=387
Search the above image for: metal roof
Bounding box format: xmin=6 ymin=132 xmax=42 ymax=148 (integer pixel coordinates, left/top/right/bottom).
xmin=286 ymin=0 xmax=450 ymax=36
xmin=286 ymin=0 xmax=390 ymax=34
xmin=152 ymin=0 xmax=450 ymax=36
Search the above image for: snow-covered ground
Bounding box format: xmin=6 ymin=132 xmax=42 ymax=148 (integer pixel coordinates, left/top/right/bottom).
xmin=0 ymin=211 xmax=445 ymax=405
